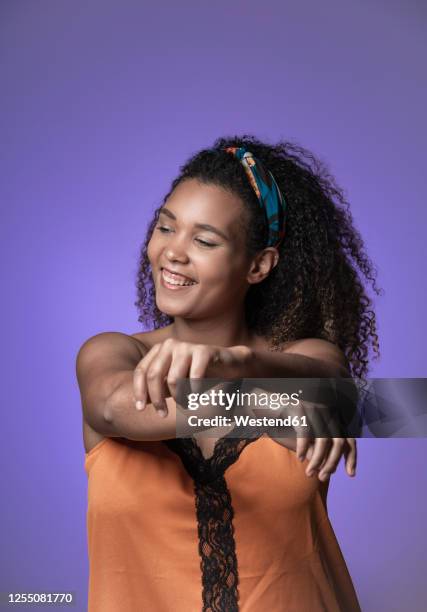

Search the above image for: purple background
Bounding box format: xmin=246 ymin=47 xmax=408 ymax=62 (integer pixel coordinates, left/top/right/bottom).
xmin=1 ymin=1 xmax=426 ymax=610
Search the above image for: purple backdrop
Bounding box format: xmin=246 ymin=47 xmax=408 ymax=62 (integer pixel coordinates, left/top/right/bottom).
xmin=1 ymin=1 xmax=426 ymax=610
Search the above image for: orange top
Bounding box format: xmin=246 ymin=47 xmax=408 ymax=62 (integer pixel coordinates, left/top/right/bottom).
xmin=85 ymin=434 xmax=361 ymax=612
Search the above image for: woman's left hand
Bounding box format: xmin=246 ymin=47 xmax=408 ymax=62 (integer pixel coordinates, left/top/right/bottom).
xmin=133 ymin=338 xmax=254 ymax=416
xmin=298 ymin=437 xmax=357 ymax=481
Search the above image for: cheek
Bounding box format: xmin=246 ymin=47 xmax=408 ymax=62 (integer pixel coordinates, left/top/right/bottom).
xmin=146 ymin=236 xmax=159 ymax=264
xmin=198 ymin=256 xmax=247 ymax=289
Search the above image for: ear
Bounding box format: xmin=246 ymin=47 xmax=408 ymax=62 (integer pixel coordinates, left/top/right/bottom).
xmin=246 ymin=248 xmax=280 ymax=285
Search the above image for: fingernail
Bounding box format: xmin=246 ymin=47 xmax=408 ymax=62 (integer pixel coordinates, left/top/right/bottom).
xmin=136 ymin=401 xmax=144 ymax=411
xmin=158 ymin=410 xmax=167 ymax=418
xmin=307 ymin=470 xmax=313 ymax=477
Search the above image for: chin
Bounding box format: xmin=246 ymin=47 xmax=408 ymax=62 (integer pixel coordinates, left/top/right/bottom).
xmin=155 ymin=297 xmax=191 ymax=318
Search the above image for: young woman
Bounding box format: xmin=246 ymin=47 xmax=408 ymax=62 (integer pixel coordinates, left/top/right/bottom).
xmin=77 ymin=135 xmax=380 ymax=611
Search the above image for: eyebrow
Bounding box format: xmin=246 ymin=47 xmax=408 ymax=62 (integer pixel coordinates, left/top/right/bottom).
xmin=158 ymin=207 xmax=229 ymax=241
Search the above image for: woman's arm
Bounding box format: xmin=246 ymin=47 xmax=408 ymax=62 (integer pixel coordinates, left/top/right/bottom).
xmin=243 ymin=338 xmax=357 ymax=478
xmin=76 ymin=332 xmax=219 ymax=441
xmin=248 ymin=338 xmax=351 ymax=378
xmin=76 ymin=332 xmax=178 ymax=440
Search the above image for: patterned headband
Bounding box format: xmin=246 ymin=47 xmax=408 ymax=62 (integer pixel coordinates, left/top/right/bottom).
xmin=224 ymin=146 xmax=287 ymax=248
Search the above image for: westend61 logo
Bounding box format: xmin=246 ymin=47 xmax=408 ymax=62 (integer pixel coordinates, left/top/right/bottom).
xmin=186 ymin=389 xmax=301 ymax=411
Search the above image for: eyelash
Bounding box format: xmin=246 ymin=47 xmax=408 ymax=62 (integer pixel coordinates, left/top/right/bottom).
xmin=155 ymin=226 xmax=217 ymax=247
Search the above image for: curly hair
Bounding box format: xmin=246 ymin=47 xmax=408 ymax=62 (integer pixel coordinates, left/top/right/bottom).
xmin=135 ymin=134 xmax=382 ymax=380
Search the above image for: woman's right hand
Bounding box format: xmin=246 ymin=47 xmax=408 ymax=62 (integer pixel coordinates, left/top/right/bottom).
xmin=132 ymin=338 xmax=252 ymax=416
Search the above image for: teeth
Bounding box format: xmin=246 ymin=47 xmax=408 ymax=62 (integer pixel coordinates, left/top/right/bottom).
xmin=162 ymin=270 xmax=196 ymax=286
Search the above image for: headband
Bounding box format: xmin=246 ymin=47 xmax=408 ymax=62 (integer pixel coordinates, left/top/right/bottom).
xmin=224 ymin=146 xmax=287 ymax=248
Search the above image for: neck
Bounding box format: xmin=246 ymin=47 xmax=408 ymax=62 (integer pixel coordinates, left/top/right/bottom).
xmin=169 ymin=311 xmax=254 ymax=348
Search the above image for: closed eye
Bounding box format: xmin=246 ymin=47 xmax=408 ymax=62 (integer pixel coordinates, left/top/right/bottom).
xmin=155 ymin=226 xmax=217 ymax=247
xmin=195 ymin=238 xmax=217 ymax=247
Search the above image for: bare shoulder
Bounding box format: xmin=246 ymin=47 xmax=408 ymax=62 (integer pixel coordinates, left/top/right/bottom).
xmin=78 ymin=330 xmax=152 ymax=454
xmin=77 ymin=330 xmax=148 ymax=363
xmin=130 ymin=325 xmax=173 ymax=350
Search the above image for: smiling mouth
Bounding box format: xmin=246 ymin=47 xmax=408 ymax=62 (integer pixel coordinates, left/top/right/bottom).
xmin=160 ymin=269 xmax=198 ymax=289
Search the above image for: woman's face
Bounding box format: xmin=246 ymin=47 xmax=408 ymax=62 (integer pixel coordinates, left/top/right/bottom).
xmin=147 ymin=178 xmax=253 ymax=320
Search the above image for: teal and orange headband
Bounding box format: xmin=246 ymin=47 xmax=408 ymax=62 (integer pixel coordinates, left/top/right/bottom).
xmin=224 ymin=146 xmax=287 ymax=249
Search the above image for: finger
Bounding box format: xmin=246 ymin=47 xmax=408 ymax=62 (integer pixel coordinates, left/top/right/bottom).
xmin=304 ymin=443 xmax=316 ymax=462
xmin=134 ymin=344 xmax=162 ymax=410
xmin=318 ymin=438 xmax=346 ymax=481
xmin=189 ymin=346 xmax=218 ymax=395
xmin=306 ymin=442 xmax=331 ymax=467
xmin=189 ymin=346 xmax=215 ymax=378
xmin=305 ymin=442 xmax=326 ymax=468
xmin=306 ymin=438 xmax=332 ymax=476
xmin=318 ymin=401 xmax=347 ymax=438
xmin=296 ymin=436 xmax=312 ymax=462
xmin=284 ymin=398 xmax=309 ymax=456
xmin=146 ymin=344 xmax=174 ymax=417
xmin=166 ymin=349 xmax=193 ymax=401
xmin=343 ymin=438 xmax=357 ymax=477
xmin=311 ymin=402 xmax=334 ymax=438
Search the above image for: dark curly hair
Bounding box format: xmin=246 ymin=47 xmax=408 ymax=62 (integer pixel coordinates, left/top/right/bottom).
xmin=135 ymin=134 xmax=382 ymax=380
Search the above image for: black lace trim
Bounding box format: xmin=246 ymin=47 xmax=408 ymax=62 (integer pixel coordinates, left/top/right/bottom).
xmin=195 ymin=474 xmax=238 ymax=611
xmin=163 ymin=431 xmax=263 ymax=612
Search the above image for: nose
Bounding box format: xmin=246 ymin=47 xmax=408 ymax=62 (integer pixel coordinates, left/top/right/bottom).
xmin=164 ymin=234 xmax=190 ymax=263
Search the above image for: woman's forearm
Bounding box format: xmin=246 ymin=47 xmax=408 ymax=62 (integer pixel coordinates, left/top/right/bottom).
xmin=104 ymin=370 xmax=177 ymax=440
xmin=248 ymin=350 xmax=349 ymax=378
xmin=104 ymin=370 xmax=220 ymax=441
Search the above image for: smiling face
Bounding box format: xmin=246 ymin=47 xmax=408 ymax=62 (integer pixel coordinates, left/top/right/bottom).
xmin=147 ymin=179 xmax=254 ymax=321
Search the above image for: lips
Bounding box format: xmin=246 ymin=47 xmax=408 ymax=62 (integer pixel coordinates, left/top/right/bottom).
xmin=160 ymin=268 xmax=198 ymax=290
xmin=161 ymin=267 xmax=196 ymax=282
